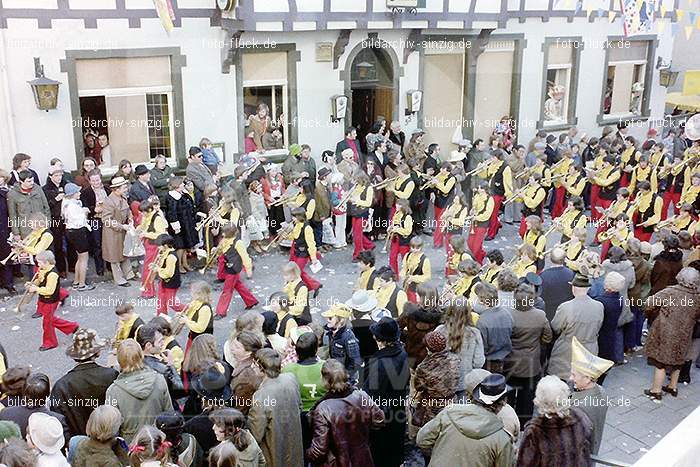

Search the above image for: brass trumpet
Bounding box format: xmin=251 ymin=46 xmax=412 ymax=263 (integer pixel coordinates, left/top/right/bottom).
xmin=196 ymin=201 xmax=226 ymax=232
xmin=465 ymin=160 xmax=497 ymax=177
xmin=372 ymin=176 xmax=399 ymax=190
xmin=654 ymin=216 xmax=678 ymax=232
xmin=261 ymin=222 xmax=296 ymax=252
xmin=542 ymin=239 xmax=573 ymax=257
xmin=270 ymin=192 xmax=298 ymax=207
xmin=200 ymin=237 xmax=232 ymax=274
xmin=419 ymin=177 xmax=438 ymax=191
xmin=141 ymin=246 xmax=171 ymax=291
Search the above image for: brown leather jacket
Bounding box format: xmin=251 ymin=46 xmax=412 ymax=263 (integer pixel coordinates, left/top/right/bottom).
xmin=307 ymin=388 xmax=385 ymax=467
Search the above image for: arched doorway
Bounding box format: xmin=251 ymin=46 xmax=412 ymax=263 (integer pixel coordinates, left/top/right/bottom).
xmin=349 ymin=47 xmax=395 ymax=154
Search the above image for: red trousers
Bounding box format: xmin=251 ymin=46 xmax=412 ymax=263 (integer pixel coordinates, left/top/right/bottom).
xmin=157 ymin=284 xmax=186 ymax=315
xmin=468 ymin=226 xmax=488 ymax=264
xmin=407 ymin=289 xmax=418 ymax=303
xmin=141 ymin=240 xmax=158 ymax=298
xmin=661 ymin=191 xmax=681 ymax=221
xmin=518 ymin=218 xmax=527 ymax=238
xmin=619 ymin=172 xmax=630 ymax=188
xmin=552 ymin=186 xmax=567 ymax=219
xmin=433 ymin=206 xmax=445 ymax=248
xmin=634 ymin=227 xmax=653 ymax=242
xmin=39 ymin=300 xmax=78 ymax=348
xmin=600 ymin=240 xmax=611 ymax=261
xmin=351 ymin=217 xmax=374 ymax=259
xmin=217 ymin=254 xmax=226 ymax=281
xmin=486 ymin=195 xmax=503 ymax=239
xmin=389 ymin=238 xmax=410 ymax=275
xmin=289 ymin=249 xmax=321 ymax=291
xmin=216 ymin=272 xmax=258 ymax=316
xmin=590 ymin=185 xmax=601 ymax=221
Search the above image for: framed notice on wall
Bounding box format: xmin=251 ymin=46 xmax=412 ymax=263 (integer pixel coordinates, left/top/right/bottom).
xmin=316 ymin=43 xmax=333 ymax=62
xmin=211 ymin=142 xmax=226 ymax=163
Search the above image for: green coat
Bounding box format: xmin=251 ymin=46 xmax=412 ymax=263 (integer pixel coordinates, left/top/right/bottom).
xmin=150 ymin=166 xmax=176 ymax=204
xmin=7 ymin=184 xmax=50 ymax=237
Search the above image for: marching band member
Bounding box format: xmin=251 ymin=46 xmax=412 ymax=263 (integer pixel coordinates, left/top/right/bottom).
xmin=431 ymin=162 xmax=456 ymax=248
xmin=373 ymin=266 xmax=408 ymax=318
xmin=556 ymin=196 xmax=588 ymax=243
xmin=442 ymin=193 xmax=470 ymax=258
xmin=564 ymin=227 xmax=588 ymax=272
xmin=138 ymin=196 xmax=168 ymax=299
xmin=627 ymin=180 xmax=662 ymax=242
xmin=467 ymin=182 xmax=495 ymax=264
xmin=482 ymin=249 xmax=504 ymax=286
xmin=657 ymin=203 xmax=694 ymax=235
xmin=215 ymin=224 xmax=258 ymax=319
xmin=446 ymin=234 xmax=473 ymax=278
xmin=27 ymin=250 xmax=79 ymax=351
xmin=561 ymin=163 xmax=587 ymax=201
xmin=22 ymin=212 xmax=54 ymax=260
xmin=588 ymin=155 xmax=621 ymax=223
xmin=511 ymin=244 xmax=538 ymax=279
xmin=282 ymin=261 xmax=312 ymax=325
xmin=522 ymin=215 xmax=547 ymax=272
xmin=262 ymin=291 xmax=297 ymax=339
xmin=659 ymin=152 xmax=690 ymax=220
xmin=388 ymin=199 xmax=413 ymax=274
xmin=355 ymin=250 xmax=380 ymax=292
xmin=619 ymin=137 xmax=638 ymax=187
xmin=550 ymin=149 xmax=574 ymax=218
xmin=389 ymin=163 xmax=415 ymax=220
xmin=516 ymin=173 xmax=547 ymax=238
xmin=215 ymin=194 xmax=241 ymax=281
xmin=153 ymin=234 xmax=187 ymax=316
xmin=679 ymin=172 xmax=700 ymax=213
xmin=291 ymin=178 xmax=316 ymax=221
xmin=588 ymin=146 xmax=609 ymax=221
xmin=285 ymin=206 xmax=322 ymax=294
xmin=181 ymin=281 xmax=214 ymax=354
xmin=595 ymin=188 xmax=630 ymax=243
xmin=628 ymin=154 xmax=657 ymax=195
xmin=347 ymin=172 xmax=375 ymax=261
xmin=114 ymin=303 xmax=144 ymax=346
xmin=453 ymin=258 xmax=481 ymax=303
xmin=480 ymin=150 xmax=512 ymax=240
xmin=150 ymin=315 xmax=184 ymax=374
xmin=649 ymin=141 xmax=668 ymax=169
xmin=599 ymin=214 xmax=631 ymax=260
xmin=400 ymin=236 xmax=431 ymax=303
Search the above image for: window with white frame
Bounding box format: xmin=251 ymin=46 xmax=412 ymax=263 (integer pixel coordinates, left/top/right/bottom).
xmin=542 ymin=42 xmax=574 ymax=125
xmin=603 ymin=41 xmax=650 ymax=117
xmin=241 ymin=52 xmax=290 ymax=153
xmin=76 ymin=56 xmax=175 ymax=172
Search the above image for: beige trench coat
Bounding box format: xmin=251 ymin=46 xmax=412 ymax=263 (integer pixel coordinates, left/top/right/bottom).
xmin=101 ymin=192 xmax=132 ymax=263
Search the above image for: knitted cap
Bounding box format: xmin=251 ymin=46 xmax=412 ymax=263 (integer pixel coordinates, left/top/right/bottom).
xmin=424 ymin=330 xmax=446 ymax=353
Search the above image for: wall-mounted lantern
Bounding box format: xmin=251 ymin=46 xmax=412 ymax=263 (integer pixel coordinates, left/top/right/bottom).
xmin=406 ymin=89 xmax=423 ymax=115
xmin=656 ymin=56 xmax=679 ymax=88
xmin=331 ymin=95 xmax=348 ymax=123
xmin=28 ymin=58 xmax=60 ymax=112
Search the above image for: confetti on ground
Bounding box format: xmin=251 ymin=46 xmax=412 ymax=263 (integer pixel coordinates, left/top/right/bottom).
xmin=11 ymin=326 xmax=19 ymax=331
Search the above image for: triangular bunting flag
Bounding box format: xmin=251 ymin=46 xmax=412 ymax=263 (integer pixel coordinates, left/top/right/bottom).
xmin=697 ymin=17 xmax=700 ymax=29
xmin=152 ymin=0 xmax=174 ymax=34
xmin=609 ymin=10 xmax=617 ymax=22
xmin=587 ymin=5 xmax=594 ymax=18
xmin=671 ymin=22 xmax=680 ymax=36
xmin=661 ymin=4 xmax=667 ymax=18
xmin=689 ymin=12 xmax=697 ymax=25
xmin=676 ymin=9 xmax=685 ymax=21
xmin=659 ymin=20 xmax=666 ymax=33
xmin=598 ymin=8 xmax=605 ymax=18
xmin=575 ymin=1 xmax=582 ymax=14
xmin=686 ymin=25 xmax=694 ymax=39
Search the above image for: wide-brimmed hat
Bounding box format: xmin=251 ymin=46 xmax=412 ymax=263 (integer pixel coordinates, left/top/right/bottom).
xmin=412 ymin=128 xmax=425 ymax=136
xmin=369 ymin=317 xmax=400 ymax=342
xmin=370 ymin=307 xmax=391 ymax=322
xmin=27 ymin=412 xmax=64 ymax=454
xmin=64 ymin=183 xmax=81 ymax=197
xmin=109 ymin=176 xmax=128 ymax=188
xmin=640 ymin=241 xmax=652 ymax=255
xmin=569 ymin=273 xmax=590 ymax=288
xmin=458 ymin=139 xmax=473 ymax=149
xmin=524 ymin=272 xmax=542 ymax=287
xmin=447 ymin=150 xmax=466 ymax=162
xmin=192 ymin=361 xmax=232 ymax=401
xmin=318 ymin=167 xmax=332 ymax=179
xmin=345 ymin=290 xmax=377 ymax=313
xmin=134 ymin=164 xmax=149 ymax=176
xmin=473 ymin=374 xmax=511 ymax=406
xmin=66 ymin=328 xmax=105 ymax=361
xmin=321 ymin=303 xmax=352 ymax=319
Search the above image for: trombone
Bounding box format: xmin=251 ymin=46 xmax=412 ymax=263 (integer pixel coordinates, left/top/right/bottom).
xmin=200 ymin=238 xmax=232 ymax=274
xmin=141 ymin=246 xmax=171 ymax=291
xmin=542 ymin=239 xmax=573 ymax=256
xmin=372 ymin=176 xmax=399 ymax=190
xmin=270 ymin=192 xmax=298 ymax=207
xmin=1 ymin=237 xmax=29 ymax=266
xmin=654 ymin=216 xmax=678 ymax=232
xmin=465 ymin=160 xmax=497 ymax=177
xmin=261 ymin=222 xmax=295 ymax=252
xmin=419 ymin=177 xmax=438 ymax=191
xmin=196 ymin=200 xmax=226 ymax=232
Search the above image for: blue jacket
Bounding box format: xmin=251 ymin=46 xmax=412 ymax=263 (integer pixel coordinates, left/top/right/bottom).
xmin=476 ymin=306 xmax=514 ymax=361
xmin=594 ymin=291 xmax=623 ymax=362
xmin=201 ymin=147 xmax=220 ymax=167
xmin=325 ymin=325 xmax=362 ymax=383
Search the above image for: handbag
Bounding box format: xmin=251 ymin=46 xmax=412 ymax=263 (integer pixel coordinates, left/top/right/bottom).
xmin=321 ymin=218 xmax=336 ymax=245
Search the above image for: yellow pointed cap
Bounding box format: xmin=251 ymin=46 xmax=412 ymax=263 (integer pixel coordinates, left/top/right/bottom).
xmin=571 ymin=336 xmax=614 ymax=379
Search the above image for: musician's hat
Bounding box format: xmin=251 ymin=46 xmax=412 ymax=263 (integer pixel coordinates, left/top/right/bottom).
xmin=447 ymin=150 xmax=466 ymax=162
xmin=66 ymin=328 xmax=106 ymax=361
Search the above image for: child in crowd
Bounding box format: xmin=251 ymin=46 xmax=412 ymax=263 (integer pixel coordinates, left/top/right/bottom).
xmin=282 ymin=261 xmax=311 ymax=325
xmin=400 ymin=236 xmax=431 ymax=303
xmin=263 ymin=164 xmax=286 ymax=237
xmin=114 ymin=303 xmax=144 ymax=346
xmin=154 ymin=234 xmax=187 ymax=315
xmin=215 ymin=224 xmax=258 ymax=320
xmin=321 ymin=303 xmax=361 ymax=384
xmin=138 ymin=196 xmax=168 ymax=299
xmin=355 ymin=250 xmax=379 ymax=292
xmin=329 ymin=172 xmax=348 ymax=249
xmin=248 ymin=180 xmax=268 ymax=253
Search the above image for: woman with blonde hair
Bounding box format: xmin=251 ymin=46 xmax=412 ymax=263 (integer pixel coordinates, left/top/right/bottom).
xmin=436 ymin=300 xmax=485 ymax=395
xmin=71 ymin=405 xmax=128 ymax=466
xmin=128 ymin=425 xmax=177 ymax=467
xmin=517 ymin=376 xmax=593 ymax=466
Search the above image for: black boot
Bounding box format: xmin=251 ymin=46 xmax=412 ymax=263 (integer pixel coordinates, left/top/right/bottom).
xmin=678 ymin=360 xmax=692 ymax=384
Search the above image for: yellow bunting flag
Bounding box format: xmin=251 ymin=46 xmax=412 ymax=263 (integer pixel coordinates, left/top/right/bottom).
xmin=677 ymin=9 xmax=685 ymax=21
xmin=609 ymin=10 xmax=617 ymax=22
xmin=686 ymin=25 xmax=694 ymax=39
xmin=153 ymin=0 xmax=175 ymax=34
xmin=659 ymin=20 xmax=666 ymax=32
xmin=587 ymin=5 xmax=594 ymax=18
xmin=661 ymin=4 xmax=667 ymax=17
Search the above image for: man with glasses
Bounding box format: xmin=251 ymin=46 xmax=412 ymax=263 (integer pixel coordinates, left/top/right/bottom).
xmin=185 ymin=146 xmax=216 ymax=196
